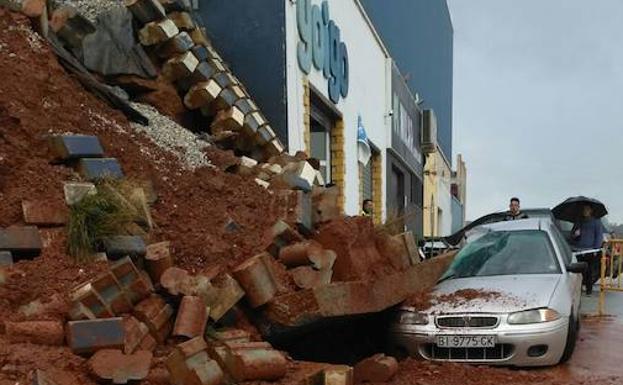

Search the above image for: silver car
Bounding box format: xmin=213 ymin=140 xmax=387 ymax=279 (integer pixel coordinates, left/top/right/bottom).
xmin=389 ymin=218 xmax=586 ymax=366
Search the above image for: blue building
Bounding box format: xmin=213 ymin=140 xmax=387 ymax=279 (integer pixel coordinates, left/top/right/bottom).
xmin=361 ymin=0 xmax=454 ymax=163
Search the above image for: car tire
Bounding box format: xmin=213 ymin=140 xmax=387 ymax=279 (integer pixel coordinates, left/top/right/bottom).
xmin=559 ymin=312 xmax=578 ymax=364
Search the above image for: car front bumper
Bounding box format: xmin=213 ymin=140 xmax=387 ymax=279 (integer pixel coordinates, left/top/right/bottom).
xmin=388 ymin=317 xmax=570 ymax=367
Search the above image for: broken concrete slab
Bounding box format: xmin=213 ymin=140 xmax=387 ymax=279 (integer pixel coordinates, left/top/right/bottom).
xmin=21 ymin=200 xmax=68 ymax=226
xmin=63 ymin=181 xmax=97 ymax=205
xmin=162 ymin=51 xmax=199 ymax=81
xmin=0 ymin=226 xmax=42 ymax=257
xmin=232 ymin=254 xmax=277 ymax=308
xmin=89 ymin=349 xmax=153 ymax=384
xmin=184 ymin=80 xmax=222 ymax=110
xmin=173 ymin=296 xmax=209 ymax=339
xmin=48 ymin=135 xmax=104 ymax=162
xmin=157 ymin=31 xmax=194 ymax=58
xmin=353 ymin=354 xmax=398 ymax=383
xmin=102 ymin=236 xmax=146 ymax=260
xmin=145 ymin=241 xmax=173 ymax=283
xmin=138 ymin=18 xmax=179 ymax=46
xmin=5 ymin=320 xmax=64 ymax=346
xmin=78 ymin=158 xmax=124 ymax=181
xmin=167 ymin=337 xmax=224 ymax=385
xmin=66 ymin=317 xmax=125 ymax=354
xmin=0 ymin=251 xmax=13 ymax=267
xmin=125 ymin=0 xmax=167 ymax=24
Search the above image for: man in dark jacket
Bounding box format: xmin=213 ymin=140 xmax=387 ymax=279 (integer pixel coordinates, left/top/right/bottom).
xmin=505 ymin=197 xmax=529 ymax=220
xmin=572 ymin=205 xmax=604 ymax=295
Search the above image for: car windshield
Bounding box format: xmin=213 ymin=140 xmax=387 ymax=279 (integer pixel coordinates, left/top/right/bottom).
xmin=439 ymin=230 xmax=561 ymax=280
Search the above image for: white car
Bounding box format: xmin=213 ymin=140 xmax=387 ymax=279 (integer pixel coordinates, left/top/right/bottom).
xmin=389 ymin=218 xmax=586 ymax=366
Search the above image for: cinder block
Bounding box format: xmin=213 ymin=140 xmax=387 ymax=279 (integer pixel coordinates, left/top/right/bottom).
xmin=264 ymin=138 xmax=285 ymax=158
xmin=110 ymin=257 xmax=153 ymax=304
xmin=225 ymin=347 xmax=287 ymax=382
xmin=91 ymin=272 xmax=133 ymax=315
xmin=69 ymin=283 xmax=114 ymax=320
xmin=312 ymin=186 xmax=341 ymax=225
xmin=66 ymin=317 xmax=125 ymax=354
xmin=232 ymin=254 xmax=277 ymax=308
xmin=22 ymin=200 xmax=68 ymax=226
xmin=163 ymin=51 xmax=199 ymax=82
xmin=166 ymin=337 xmax=224 ymax=385
xmin=206 ymin=274 xmax=245 ymax=321
xmin=184 ymin=80 xmax=222 ymax=110
xmin=0 ymin=251 xmax=13 ymax=267
xmin=145 ymin=241 xmax=173 ymax=283
xmin=169 ymin=11 xmax=194 ymax=30
xmin=317 ymin=366 xmax=354 ymax=385
xmin=242 ymin=111 xmax=266 ymax=136
xmin=77 ymin=158 xmax=124 ymax=181
xmin=159 ymin=0 xmax=191 ymax=12
xmin=125 ymin=0 xmax=167 ymax=24
xmin=5 ymin=320 xmax=64 ymax=346
xmin=353 ymin=354 xmax=398 ymax=383
xmin=282 ymin=161 xmax=316 ymax=192
xmin=266 ymin=220 xmax=303 ymax=257
xmin=213 ymin=87 xmax=239 ymax=111
xmin=157 ymin=31 xmax=194 ymax=58
xmin=173 ymin=296 xmax=209 ymax=339
xmin=293 ymin=190 xmax=313 ymax=235
xmin=138 ymin=19 xmax=179 ymax=46
xmin=176 ymin=61 xmax=217 ymax=93
xmin=211 ymin=106 xmax=244 ymax=134
xmin=212 ymin=71 xmax=237 ymax=89
xmin=0 ymin=226 xmax=42 ymax=257
xmin=133 ymin=295 xmax=174 ymax=342
xmin=89 ymin=349 xmax=153 ymax=384
xmin=63 ymin=182 xmax=96 ymax=205
xmin=48 ymin=135 xmax=104 ymax=162
xmin=102 ymin=236 xmax=146 ymax=260
xmin=256 ymin=125 xmax=276 ymax=146
xmin=190 ymin=45 xmax=209 ymax=62
xmin=234 ymin=98 xmax=258 ymax=116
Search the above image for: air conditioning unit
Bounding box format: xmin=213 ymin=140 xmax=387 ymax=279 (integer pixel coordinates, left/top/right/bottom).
xmin=421 ymin=109 xmax=437 ymax=154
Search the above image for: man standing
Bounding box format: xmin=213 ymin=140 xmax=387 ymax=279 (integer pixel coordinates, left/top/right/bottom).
xmin=571 ymin=205 xmax=605 ymax=295
xmin=361 ymin=199 xmax=373 ymax=218
xmin=505 ymin=197 xmax=528 ymax=220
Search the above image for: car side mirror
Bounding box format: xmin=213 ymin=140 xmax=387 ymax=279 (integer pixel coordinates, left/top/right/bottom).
xmin=567 ymin=262 xmax=588 ymax=274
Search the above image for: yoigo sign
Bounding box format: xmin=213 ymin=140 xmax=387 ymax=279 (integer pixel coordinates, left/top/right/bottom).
xmin=297 ymin=0 xmax=349 ymax=104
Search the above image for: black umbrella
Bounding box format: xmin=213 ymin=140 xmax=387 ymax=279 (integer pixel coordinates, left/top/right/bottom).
xmin=552 ymin=196 xmax=608 ymax=222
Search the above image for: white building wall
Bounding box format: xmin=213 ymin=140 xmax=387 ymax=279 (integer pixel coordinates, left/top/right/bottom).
xmin=285 ymin=0 xmax=390 ymax=217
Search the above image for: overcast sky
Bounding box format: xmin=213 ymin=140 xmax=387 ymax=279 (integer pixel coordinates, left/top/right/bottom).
xmin=447 ymin=0 xmax=623 ymax=223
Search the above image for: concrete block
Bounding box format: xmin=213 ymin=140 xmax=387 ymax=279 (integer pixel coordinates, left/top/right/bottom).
xmin=78 ymin=158 xmax=124 ymax=181
xmin=254 ymin=179 xmax=270 ymax=189
xmin=232 ymin=253 xmax=277 ymax=308
xmin=234 ymin=98 xmax=259 ymax=116
xmin=133 ymin=295 xmax=173 ymax=341
xmin=213 ymin=87 xmax=239 ymax=111
xmin=157 ymin=31 xmax=194 ymax=58
xmin=124 ymin=316 xmax=151 ymax=354
xmin=207 ymin=274 xmax=245 ymax=321
xmin=211 ymin=106 xmax=244 ymax=134
xmin=314 ymin=170 xmax=325 ymax=186
xmin=173 ymin=296 xmax=209 ymax=339
xmin=163 ymin=51 xmax=199 ymax=82
xmin=256 ymin=125 xmax=276 ymax=146
xmin=282 ymin=161 xmax=316 ymax=192
xmin=226 ymin=347 xmax=287 ymax=382
xmin=5 ymin=320 xmax=64 ymax=346
xmin=167 ymin=337 xmax=224 ymax=385
xmin=353 ymin=354 xmax=398 ymax=383
xmin=242 ymin=111 xmax=266 ymax=136
xmin=22 ymin=200 xmax=68 ymax=226
xmin=169 ymin=11 xmax=194 ymax=30
xmin=89 ymin=349 xmax=153 ymax=384
xmin=66 ymin=317 xmax=125 ymax=354
xmin=0 ymin=226 xmax=42 ymax=256
xmin=264 ymin=138 xmax=285 ymax=158
xmin=63 ymin=182 xmax=96 ymax=205
xmin=110 ymin=257 xmax=153 ymax=304
xmin=228 ymin=84 xmax=247 ymax=101
xmin=262 ymin=163 xmax=283 ymax=175
xmin=0 ymin=251 xmax=12 ymax=267
xmin=312 ymin=186 xmax=341 ymax=225
xmin=184 ymin=80 xmax=222 ymax=110
xmin=205 ymin=44 xmax=223 ymax=62
xmin=159 ymin=0 xmax=191 ymax=12
xmin=278 ymin=240 xmax=321 ymax=267
xmin=145 ymin=241 xmax=173 ymax=283
xmin=50 ymin=6 xmax=95 ymax=49
xmin=91 ymin=272 xmax=133 ymax=315
xmin=293 ymin=190 xmax=313 ymax=235
xmin=69 ymin=283 xmax=114 ymax=320
xmin=190 ymin=45 xmax=209 ymax=62
xmin=102 ymin=236 xmax=146 ymax=260
xmin=319 ymin=366 xmax=354 ymax=385
xmin=138 ymin=19 xmax=178 ymax=46
xmin=48 ymin=135 xmax=104 ymax=162
xmin=189 ymin=27 xmax=210 ymax=46
xmin=177 ymin=60 xmax=218 ymax=93
xmin=125 ymin=0 xmax=167 ymax=24
xmin=266 ymin=220 xmax=303 ymax=257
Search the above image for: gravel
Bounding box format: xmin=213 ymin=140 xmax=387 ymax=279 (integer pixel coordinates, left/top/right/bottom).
xmin=52 ymin=0 xmax=125 ymax=23
xmin=130 ymin=102 xmax=212 ymax=170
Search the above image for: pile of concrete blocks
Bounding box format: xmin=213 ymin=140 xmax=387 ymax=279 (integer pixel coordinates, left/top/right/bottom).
xmin=124 ymin=0 xmax=286 ymax=163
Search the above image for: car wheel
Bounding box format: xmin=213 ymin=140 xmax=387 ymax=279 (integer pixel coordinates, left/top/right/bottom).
xmin=559 ymin=312 xmax=578 ymax=364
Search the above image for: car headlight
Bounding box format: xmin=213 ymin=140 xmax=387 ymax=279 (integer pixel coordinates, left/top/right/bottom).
xmin=507 ymin=308 xmax=561 ymax=325
xmin=399 ymin=312 xmax=429 ymax=325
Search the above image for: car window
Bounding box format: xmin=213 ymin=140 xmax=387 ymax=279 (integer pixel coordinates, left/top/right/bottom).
xmin=549 ymin=224 xmax=573 ymax=265
xmin=440 ymin=230 xmax=562 ymax=280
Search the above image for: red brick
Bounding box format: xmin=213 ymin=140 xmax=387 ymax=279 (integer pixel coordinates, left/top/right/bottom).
xmin=5 ymin=320 xmax=64 ymax=346
xmin=66 ymin=318 xmax=125 ymax=354
xmin=89 ymin=349 xmax=153 ymax=384
xmin=353 ymin=354 xmax=398 ymax=383
xmin=232 ymin=254 xmax=277 ymax=308
xmin=145 ymin=241 xmax=173 ymax=283
xmin=173 ymin=296 xmax=209 ymax=339
xmin=21 ymin=200 xmax=68 ymax=226
xmin=226 ymin=347 xmax=287 ymax=381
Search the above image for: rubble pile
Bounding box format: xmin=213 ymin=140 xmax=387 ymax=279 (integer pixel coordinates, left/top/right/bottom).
xmin=0 ymin=3 xmax=458 ymax=385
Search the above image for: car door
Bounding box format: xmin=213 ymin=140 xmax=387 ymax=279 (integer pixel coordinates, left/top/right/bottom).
xmin=549 ymin=224 xmax=583 ymax=314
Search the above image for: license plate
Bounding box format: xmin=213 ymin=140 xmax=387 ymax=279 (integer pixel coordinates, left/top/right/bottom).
xmin=436 ymin=335 xmax=496 ymax=348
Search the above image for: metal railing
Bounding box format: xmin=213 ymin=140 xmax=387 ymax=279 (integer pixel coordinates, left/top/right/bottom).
xmin=598 ymin=239 xmax=623 ymax=315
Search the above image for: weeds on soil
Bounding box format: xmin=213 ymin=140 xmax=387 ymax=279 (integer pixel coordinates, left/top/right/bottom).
xmin=67 ymin=178 xmax=140 ymax=262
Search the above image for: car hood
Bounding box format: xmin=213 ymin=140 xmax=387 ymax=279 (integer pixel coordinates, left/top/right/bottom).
xmin=420 ymin=275 xmax=561 ymax=314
